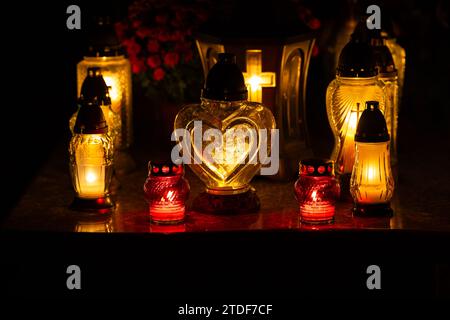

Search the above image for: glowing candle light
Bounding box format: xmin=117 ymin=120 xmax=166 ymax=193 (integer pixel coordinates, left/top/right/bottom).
xmin=242 ymin=50 xmax=276 ymax=103
xmin=327 ymin=34 xmax=386 ymax=177
xmin=144 ymin=162 xmax=190 ymax=224
xmin=77 ymin=17 xmax=132 ymax=150
xmin=350 ymin=101 xmax=394 ymax=216
xmin=70 ymin=101 xmax=114 ymax=212
xmin=294 ymin=159 xmax=340 ymax=224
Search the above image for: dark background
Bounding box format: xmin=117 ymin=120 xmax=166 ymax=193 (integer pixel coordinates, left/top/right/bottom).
xmin=0 ymin=0 xmax=449 ymax=302
xmin=1 ymin=0 xmax=449 ymax=219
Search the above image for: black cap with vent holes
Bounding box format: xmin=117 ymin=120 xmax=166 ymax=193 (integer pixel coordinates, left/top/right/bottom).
xmin=355 ymin=101 xmax=390 ymax=142
xmin=201 ymin=53 xmax=248 ymax=101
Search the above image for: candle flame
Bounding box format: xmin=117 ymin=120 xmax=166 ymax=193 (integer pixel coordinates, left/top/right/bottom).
xmin=86 ymin=171 xmax=98 ymax=183
xmin=311 ymin=190 xmax=317 ymax=201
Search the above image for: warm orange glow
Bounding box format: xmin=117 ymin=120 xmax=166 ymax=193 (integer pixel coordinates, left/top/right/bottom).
xmin=73 ymin=134 xmax=111 ymax=198
xmin=340 ymin=107 xmax=362 ymax=173
xmin=243 ymin=50 xmax=276 ymax=103
xmin=102 ymin=75 xmax=120 ymax=108
xmin=350 ymin=142 xmax=394 ymax=204
xmin=326 ymin=78 xmax=385 ymax=174
xmin=77 ymin=56 xmax=133 ymax=149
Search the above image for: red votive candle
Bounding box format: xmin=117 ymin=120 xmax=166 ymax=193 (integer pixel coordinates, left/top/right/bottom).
xmin=144 ymin=162 xmax=190 ymax=224
xmin=294 ymin=159 xmax=340 ymax=224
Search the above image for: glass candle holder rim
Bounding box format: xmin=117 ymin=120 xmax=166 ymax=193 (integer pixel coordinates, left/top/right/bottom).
xmin=298 ymin=158 xmax=335 ymax=176
xmin=335 ymin=75 xmax=380 ymax=82
xmin=83 ymin=55 xmax=126 ymax=61
xmin=147 ymin=161 xmax=185 ymax=177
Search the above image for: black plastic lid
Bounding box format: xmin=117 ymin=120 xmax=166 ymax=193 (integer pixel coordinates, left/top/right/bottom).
xmin=148 ymin=161 xmax=184 ymax=177
xmin=299 ymin=158 xmax=335 ymax=176
xmin=73 ymin=102 xmax=108 ymax=134
xmin=79 ymin=67 xmax=112 ymax=106
xmin=201 ymin=53 xmax=248 ymax=101
xmin=86 ymin=17 xmax=124 ymax=57
xmin=368 ymin=29 xmax=397 ymax=76
xmin=337 ymin=20 xmax=377 ymax=77
xmin=355 ymin=101 xmax=390 ymax=142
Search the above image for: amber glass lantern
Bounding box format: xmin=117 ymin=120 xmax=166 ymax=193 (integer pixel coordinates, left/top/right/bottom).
xmin=70 ymin=67 xmax=121 ymax=149
xmin=174 ymin=53 xmax=276 ymax=213
xmin=69 ymin=101 xmax=114 ymax=212
xmin=144 ymin=162 xmax=190 ymax=224
xmin=369 ymin=29 xmax=399 ymax=165
xmin=383 ymin=31 xmax=406 ymax=107
xmin=195 ymin=1 xmax=315 ymax=179
xmin=326 ymin=30 xmax=386 ymax=183
xmin=350 ymin=101 xmax=394 ymax=216
xmin=77 ymin=17 xmax=132 ymax=152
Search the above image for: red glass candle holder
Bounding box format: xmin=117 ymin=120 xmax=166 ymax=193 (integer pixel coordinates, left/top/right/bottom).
xmin=144 ymin=162 xmax=190 ymax=224
xmin=294 ymin=159 xmax=340 ymax=224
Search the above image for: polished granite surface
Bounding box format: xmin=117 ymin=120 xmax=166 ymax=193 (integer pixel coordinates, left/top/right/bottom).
xmin=2 ymin=125 xmax=449 ymax=233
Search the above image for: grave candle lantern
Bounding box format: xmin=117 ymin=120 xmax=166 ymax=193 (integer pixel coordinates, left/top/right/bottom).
xmin=369 ymin=29 xmax=399 ymax=164
xmin=350 ymin=101 xmax=394 ymax=216
xmin=144 ymin=162 xmax=190 ymax=224
xmin=70 ymin=67 xmax=121 ymax=149
xmin=195 ymin=2 xmax=315 ymax=179
xmin=294 ymin=159 xmax=340 ymax=224
xmin=69 ymin=101 xmax=114 ymax=212
xmin=174 ymin=54 xmax=275 ymax=212
xmin=326 ymin=29 xmax=386 ymax=178
xmin=77 ymin=17 xmax=132 ymax=150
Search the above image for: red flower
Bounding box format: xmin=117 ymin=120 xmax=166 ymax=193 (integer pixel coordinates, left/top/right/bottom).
xmin=163 ymin=52 xmax=180 ymax=68
xmin=123 ymin=38 xmax=141 ymax=56
xmin=308 ymin=17 xmax=321 ymax=30
xmin=130 ymin=57 xmax=147 ymax=74
xmin=147 ymin=39 xmax=160 ymax=53
xmin=147 ymin=55 xmax=162 ymax=68
xmin=153 ymin=68 xmax=166 ymax=81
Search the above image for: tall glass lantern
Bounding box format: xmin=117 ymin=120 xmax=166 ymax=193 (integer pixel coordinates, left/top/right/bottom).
xmin=383 ymin=32 xmax=406 ymax=107
xmin=326 ymin=30 xmax=386 ymax=189
xmin=70 ymin=101 xmax=114 ymax=212
xmin=350 ymin=101 xmax=394 ymax=216
xmin=77 ymin=17 xmax=133 ymax=161
xmin=369 ymin=30 xmax=399 ymax=164
xmin=70 ymin=67 xmax=121 ymax=149
xmin=195 ymin=1 xmax=315 ymax=179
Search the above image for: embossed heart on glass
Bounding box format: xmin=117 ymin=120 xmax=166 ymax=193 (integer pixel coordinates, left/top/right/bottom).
xmin=190 ymin=120 xmax=259 ymax=182
xmin=175 ymin=100 xmax=275 ymax=195
xmin=173 ymin=53 xmax=276 ymax=196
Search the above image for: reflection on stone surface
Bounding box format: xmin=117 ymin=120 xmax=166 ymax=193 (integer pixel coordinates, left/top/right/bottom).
xmin=75 ymin=215 xmax=113 ymax=233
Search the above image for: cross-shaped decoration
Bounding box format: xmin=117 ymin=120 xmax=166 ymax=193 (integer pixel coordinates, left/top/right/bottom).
xmin=243 ymin=50 xmax=276 ymax=103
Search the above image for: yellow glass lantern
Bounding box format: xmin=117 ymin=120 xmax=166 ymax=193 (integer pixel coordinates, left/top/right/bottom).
xmin=174 ymin=53 xmax=276 ymax=213
xmin=350 ymin=101 xmax=394 ymax=216
xmin=70 ymin=67 xmax=121 ymax=149
xmin=326 ymin=32 xmax=386 ymax=179
xmin=195 ymin=5 xmax=315 ymax=179
xmin=70 ymin=101 xmax=114 ymax=212
xmin=77 ymin=18 xmax=132 ymax=151
xmin=383 ymin=32 xmax=406 ymax=107
xmin=370 ymin=30 xmax=399 ymax=165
